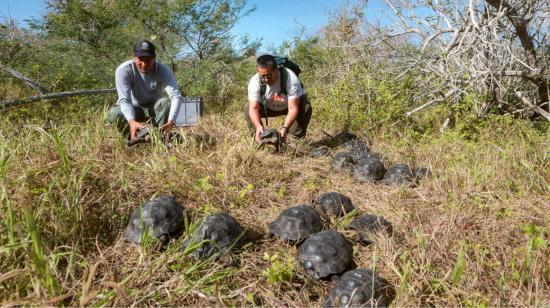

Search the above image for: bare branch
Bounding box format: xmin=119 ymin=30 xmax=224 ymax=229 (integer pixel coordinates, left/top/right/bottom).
xmin=0 ymin=63 xmax=49 ymax=94
xmin=516 ymin=91 xmax=550 ymax=121
xmin=0 ymin=88 xmax=116 ymax=108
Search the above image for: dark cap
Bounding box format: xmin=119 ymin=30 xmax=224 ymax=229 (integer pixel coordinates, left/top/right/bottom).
xmin=133 ymin=39 xmax=156 ymax=57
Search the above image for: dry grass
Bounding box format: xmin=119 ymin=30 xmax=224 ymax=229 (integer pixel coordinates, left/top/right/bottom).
xmin=0 ymin=99 xmax=549 ymax=306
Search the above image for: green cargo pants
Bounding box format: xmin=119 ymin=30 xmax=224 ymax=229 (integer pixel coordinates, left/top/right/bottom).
xmin=106 ymin=97 xmax=171 ymax=135
xmin=244 ymin=94 xmax=312 ymax=138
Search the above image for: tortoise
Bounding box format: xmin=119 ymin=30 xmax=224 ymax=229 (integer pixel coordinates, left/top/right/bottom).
xmin=413 ymin=166 xmax=431 ymax=180
xmin=352 ymin=157 xmax=386 ymax=182
xmin=348 ymin=215 xmax=393 ymax=245
xmin=258 ymin=128 xmax=282 ymax=152
xmin=342 ymin=139 xmax=371 ymax=161
xmin=184 ymin=212 xmax=245 ymax=260
xmin=309 ymin=146 xmax=330 ymax=158
xmin=322 ymin=268 xmax=394 ymax=307
xmin=333 ymin=132 xmax=358 ymax=146
xmin=124 ymin=195 xmax=184 ymax=247
xmin=330 ymin=152 xmax=355 ymax=171
xmin=297 ymin=230 xmax=353 ymax=279
xmin=268 ymin=205 xmax=322 ymax=242
xmin=313 ymin=192 xmax=355 ymax=217
xmin=127 ymin=126 xmax=151 ymax=147
xmin=382 ymin=163 xmax=414 ymax=186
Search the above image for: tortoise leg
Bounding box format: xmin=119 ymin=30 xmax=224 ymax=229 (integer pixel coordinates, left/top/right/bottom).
xmin=153 ymin=234 xmax=169 ymax=252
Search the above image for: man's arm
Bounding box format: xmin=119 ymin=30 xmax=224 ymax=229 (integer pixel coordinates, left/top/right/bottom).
xmin=159 ymin=64 xmax=181 ymax=133
xmin=248 ymin=99 xmax=264 ymax=142
xmin=280 ymin=69 xmax=304 ymax=140
xmin=280 ymin=97 xmax=300 ymax=140
xmin=115 ymin=64 xmax=143 ymax=139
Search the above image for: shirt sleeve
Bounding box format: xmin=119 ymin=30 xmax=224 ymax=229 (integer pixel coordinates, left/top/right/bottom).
xmin=158 ymin=64 xmax=182 ymax=122
xmin=115 ymin=64 xmax=135 ymax=121
xmin=286 ymin=68 xmax=303 ymax=100
xmin=248 ymin=74 xmax=261 ymax=101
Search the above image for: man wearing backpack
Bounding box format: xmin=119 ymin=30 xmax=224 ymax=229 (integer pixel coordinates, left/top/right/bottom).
xmin=245 ymin=54 xmax=312 ymax=143
xmin=106 ymin=39 xmax=182 ymax=140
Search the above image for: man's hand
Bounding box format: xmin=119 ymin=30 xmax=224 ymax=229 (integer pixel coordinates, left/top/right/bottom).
xmin=255 ymin=126 xmax=264 ymax=143
xmin=160 ymin=120 xmax=174 ymax=135
xmin=279 ymin=126 xmax=288 ymax=142
xmin=128 ymin=119 xmax=145 ymax=140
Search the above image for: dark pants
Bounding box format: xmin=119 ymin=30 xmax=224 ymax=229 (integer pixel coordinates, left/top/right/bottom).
xmin=244 ymin=95 xmax=312 ymax=138
xmin=106 ymin=97 xmax=171 ymax=135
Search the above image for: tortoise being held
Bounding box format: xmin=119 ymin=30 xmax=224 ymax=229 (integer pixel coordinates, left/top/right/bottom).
xmin=258 ymin=128 xmax=283 ymax=152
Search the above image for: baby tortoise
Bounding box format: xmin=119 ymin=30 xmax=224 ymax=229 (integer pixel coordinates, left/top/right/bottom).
xmin=313 ymin=192 xmax=355 ymax=218
xmin=331 ymin=152 xmax=355 ymax=172
xmin=127 ymin=126 xmax=150 ymax=147
xmin=322 ymin=268 xmax=394 ymax=307
xmin=382 ymin=163 xmax=414 ymax=186
xmin=352 ymin=157 xmax=386 ymax=182
xmin=297 ymin=230 xmax=353 ymax=279
xmin=342 ymin=139 xmax=371 ymax=161
xmin=257 ymin=128 xmax=283 ymax=152
xmin=348 ymin=214 xmax=393 ymax=245
xmin=308 ymin=146 xmax=330 ymax=158
xmin=268 ymin=205 xmax=322 ymax=242
xmin=184 ymin=212 xmax=245 ymax=260
xmin=124 ymin=195 xmax=184 ymax=249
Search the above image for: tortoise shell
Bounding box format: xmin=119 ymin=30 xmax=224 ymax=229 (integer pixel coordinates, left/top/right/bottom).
xmin=333 ymin=132 xmax=358 ymax=146
xmin=331 ymin=152 xmax=355 ymax=171
xmin=342 ymin=139 xmax=371 ymax=161
xmin=297 ymin=230 xmax=353 ymax=279
xmin=382 ymin=163 xmax=414 ymax=186
xmin=352 ymin=157 xmax=385 ymax=182
xmin=322 ymin=268 xmax=394 ymax=307
xmin=309 ymin=146 xmax=330 ymax=158
xmin=313 ymin=192 xmax=355 ymax=217
xmin=185 ymin=212 xmax=244 ymax=259
xmin=124 ymin=195 xmax=184 ymax=244
xmin=348 ymin=215 xmax=393 ymax=245
xmin=268 ymin=205 xmax=322 ymax=242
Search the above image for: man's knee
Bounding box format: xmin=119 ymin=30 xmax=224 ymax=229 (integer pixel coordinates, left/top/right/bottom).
xmin=155 ymin=97 xmax=171 ymax=113
xmin=106 ymin=105 xmax=129 ymax=134
xmin=106 ymin=105 xmax=125 ymax=124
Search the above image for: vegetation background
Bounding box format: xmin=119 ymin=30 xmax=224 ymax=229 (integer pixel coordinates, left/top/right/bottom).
xmin=0 ymin=0 xmax=548 ymax=306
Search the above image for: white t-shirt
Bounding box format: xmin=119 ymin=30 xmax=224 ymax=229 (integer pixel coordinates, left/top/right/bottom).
xmin=247 ymin=68 xmax=304 ymax=112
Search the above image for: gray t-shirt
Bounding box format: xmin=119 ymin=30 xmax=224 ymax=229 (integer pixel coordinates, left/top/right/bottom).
xmin=247 ymin=68 xmax=304 ymax=112
xmin=115 ymin=59 xmax=181 ymax=121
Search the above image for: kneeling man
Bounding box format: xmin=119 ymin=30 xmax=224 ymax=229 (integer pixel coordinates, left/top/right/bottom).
xmin=245 ymin=54 xmax=312 ymax=143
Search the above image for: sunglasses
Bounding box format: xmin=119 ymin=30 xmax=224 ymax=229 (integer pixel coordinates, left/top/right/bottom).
xmin=259 ymin=72 xmax=273 ymax=80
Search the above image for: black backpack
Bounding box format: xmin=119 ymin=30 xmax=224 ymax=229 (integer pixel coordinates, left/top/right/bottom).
xmin=259 ymin=56 xmax=302 ymax=125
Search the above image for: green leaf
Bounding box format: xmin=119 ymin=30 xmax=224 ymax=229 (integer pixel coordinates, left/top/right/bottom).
xmin=452 ymin=241 xmax=466 ymax=285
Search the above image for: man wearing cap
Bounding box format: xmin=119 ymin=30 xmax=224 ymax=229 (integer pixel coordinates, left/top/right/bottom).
xmin=245 ymin=54 xmax=312 ymax=143
xmin=106 ymin=39 xmax=182 ymax=140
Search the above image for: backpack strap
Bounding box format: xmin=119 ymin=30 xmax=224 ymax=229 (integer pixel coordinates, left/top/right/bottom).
xmin=259 ymin=77 xmax=268 ymax=126
xmin=279 ymin=66 xmax=288 ymax=96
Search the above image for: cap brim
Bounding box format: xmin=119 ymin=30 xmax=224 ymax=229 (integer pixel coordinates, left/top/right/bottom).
xmin=134 ymin=51 xmax=155 ymax=57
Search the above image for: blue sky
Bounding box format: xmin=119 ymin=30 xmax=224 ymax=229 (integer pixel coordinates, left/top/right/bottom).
xmin=1 ymin=0 xmax=389 ymax=48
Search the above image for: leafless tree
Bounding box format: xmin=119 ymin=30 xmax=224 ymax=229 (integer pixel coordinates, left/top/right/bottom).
xmin=378 ymin=0 xmax=549 ymax=121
